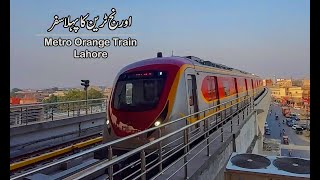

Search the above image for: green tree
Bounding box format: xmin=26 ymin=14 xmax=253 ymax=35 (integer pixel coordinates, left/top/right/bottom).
xmin=46 ymin=89 xmax=104 ymax=112
xmin=42 ymin=95 xmax=59 ymax=114
xmin=43 ymin=95 xmax=58 ymax=103
xmin=64 ymin=89 xmax=85 ymax=101
xmin=87 ymin=89 xmax=104 ymax=105
xmin=10 ymin=88 xmax=22 ymax=97
xmin=88 ymin=88 xmax=104 ymax=99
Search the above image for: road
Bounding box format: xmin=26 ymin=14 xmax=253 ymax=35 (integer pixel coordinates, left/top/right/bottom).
xmin=264 ymin=102 xmax=310 ymax=158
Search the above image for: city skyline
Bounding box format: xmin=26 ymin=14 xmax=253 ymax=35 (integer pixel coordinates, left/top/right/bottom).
xmin=11 ymin=0 xmax=310 ymax=89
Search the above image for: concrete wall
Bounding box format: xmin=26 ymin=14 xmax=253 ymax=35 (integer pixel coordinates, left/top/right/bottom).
xmin=190 ymin=111 xmax=258 ymax=180
xmin=234 ymin=111 xmax=257 ymax=153
xmin=10 ymin=113 xmax=106 ymax=158
xmin=254 ymin=88 xmax=272 ymax=154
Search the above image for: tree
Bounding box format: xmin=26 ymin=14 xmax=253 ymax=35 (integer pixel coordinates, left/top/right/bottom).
xmin=43 ymin=95 xmax=58 ymax=103
xmin=87 ymin=89 xmax=104 ymax=105
xmin=88 ymin=89 xmax=104 ymax=99
xmin=43 ymin=89 xmax=105 ymax=112
xmin=10 ymin=88 xmax=22 ymax=97
xmin=63 ymin=89 xmax=85 ymax=101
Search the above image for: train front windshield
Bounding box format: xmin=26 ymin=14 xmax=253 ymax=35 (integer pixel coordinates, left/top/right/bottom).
xmin=113 ymin=71 xmax=166 ymax=111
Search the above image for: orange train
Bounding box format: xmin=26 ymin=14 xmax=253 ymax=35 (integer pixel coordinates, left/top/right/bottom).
xmin=102 ymin=53 xmax=263 ymax=153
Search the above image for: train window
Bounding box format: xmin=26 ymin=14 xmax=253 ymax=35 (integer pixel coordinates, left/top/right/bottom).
xmin=188 ymin=79 xmax=194 ymax=106
xmin=113 ymin=77 xmax=165 ymax=111
xmin=246 ymin=79 xmax=252 ymax=89
xmin=242 ymin=80 xmax=245 ymax=92
xmin=125 ymin=83 xmax=133 ymax=104
xmin=229 ymin=78 xmax=236 ymax=95
xmin=207 ymin=77 xmax=212 ymax=100
xmin=210 ymin=77 xmax=217 ymax=99
xmin=251 ymin=79 xmax=254 ymax=89
xmin=236 ymin=78 xmax=242 ymax=93
xmin=144 ymin=80 xmax=159 ymax=101
xmin=223 ymin=80 xmax=230 ymax=96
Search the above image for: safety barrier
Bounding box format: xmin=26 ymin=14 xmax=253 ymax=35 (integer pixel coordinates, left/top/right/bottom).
xmin=11 ymin=92 xmax=260 ymax=180
xmin=10 ymin=98 xmax=107 ymax=127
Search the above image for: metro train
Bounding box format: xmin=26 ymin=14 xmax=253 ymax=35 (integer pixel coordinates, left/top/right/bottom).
xmin=102 ymin=53 xmax=263 ymax=154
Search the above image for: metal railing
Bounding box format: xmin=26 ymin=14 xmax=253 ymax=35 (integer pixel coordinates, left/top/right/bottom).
xmin=11 ymin=92 xmax=260 ymax=180
xmin=10 ymin=98 xmax=107 ymax=127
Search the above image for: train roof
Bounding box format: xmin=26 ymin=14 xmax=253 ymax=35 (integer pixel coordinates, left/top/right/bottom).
xmin=119 ymin=54 xmax=260 ymax=79
xmin=118 ymin=56 xmax=192 ymax=74
xmin=182 ymin=56 xmax=260 ymax=78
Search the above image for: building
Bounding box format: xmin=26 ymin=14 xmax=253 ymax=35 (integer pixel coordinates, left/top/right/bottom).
xmin=302 ymin=79 xmax=310 ymax=88
xmin=287 ymin=87 xmax=303 ymax=107
xmin=20 ymin=97 xmax=38 ymax=104
xmin=13 ymin=90 xmax=50 ymax=102
xmin=292 ymin=80 xmax=303 ymax=87
xmin=287 ymin=87 xmax=303 ymax=99
xmin=14 ymin=90 xmax=37 ymax=99
xmin=52 ymin=90 xmax=66 ymax=97
xmin=270 ymin=86 xmax=303 ymax=107
xmin=10 ymin=97 xmax=21 ymax=105
xmin=302 ymin=85 xmax=310 ymax=110
xmin=270 ymin=87 xmax=287 ymax=100
xmin=35 ymin=90 xmax=50 ymax=100
xmin=263 ymin=79 xmax=273 ymax=87
xmin=104 ymin=87 xmax=113 ymax=99
xmin=276 ymin=79 xmax=292 ymax=88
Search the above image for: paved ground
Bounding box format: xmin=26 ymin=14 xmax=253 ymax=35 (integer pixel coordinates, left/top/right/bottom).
xmin=264 ymin=102 xmax=310 ymax=158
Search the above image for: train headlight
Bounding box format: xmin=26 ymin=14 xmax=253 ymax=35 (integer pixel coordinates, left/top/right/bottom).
xmin=154 ymin=121 xmax=161 ymax=127
xmin=106 ymin=120 xmax=110 ymax=125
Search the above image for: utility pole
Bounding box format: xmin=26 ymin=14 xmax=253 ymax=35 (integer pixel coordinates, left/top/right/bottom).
xmin=81 ymin=80 xmax=90 ymax=115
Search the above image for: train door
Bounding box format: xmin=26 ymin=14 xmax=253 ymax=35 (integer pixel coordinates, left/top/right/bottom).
xmin=244 ymin=79 xmax=249 ymax=109
xmin=211 ymin=76 xmax=220 ymax=125
xmin=209 ymin=76 xmax=219 ymax=116
xmin=207 ymin=76 xmax=213 ymax=109
xmin=234 ymin=78 xmax=238 ymax=111
xmin=187 ymin=75 xmax=199 ymax=123
xmin=244 ymin=79 xmax=248 ymax=96
xmin=251 ymin=79 xmax=254 ymax=97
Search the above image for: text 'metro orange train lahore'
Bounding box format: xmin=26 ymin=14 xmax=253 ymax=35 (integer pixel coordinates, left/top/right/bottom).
xmin=102 ymin=52 xmax=263 ymax=154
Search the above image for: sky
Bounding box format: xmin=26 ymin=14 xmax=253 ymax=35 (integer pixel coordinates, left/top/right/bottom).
xmin=10 ymin=0 xmax=310 ymax=89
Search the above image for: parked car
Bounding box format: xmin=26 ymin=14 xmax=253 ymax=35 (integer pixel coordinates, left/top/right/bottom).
xmin=295 ymin=127 xmax=303 ymax=134
xmin=283 ymin=135 xmax=289 ymax=144
xmin=265 ymin=127 xmax=271 ymax=135
xmin=298 ymin=124 xmax=310 ymax=130
xmin=300 ymin=124 xmax=307 ymax=130
xmin=287 ymin=121 xmax=294 ymax=127
xmin=292 ymin=125 xmax=302 ymax=130
xmin=290 ymin=116 xmax=300 ymax=121
xmin=290 ymin=113 xmax=297 ymax=117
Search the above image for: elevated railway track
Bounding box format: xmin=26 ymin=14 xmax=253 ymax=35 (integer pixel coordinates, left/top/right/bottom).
xmin=10 ymin=89 xmax=267 ymax=180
